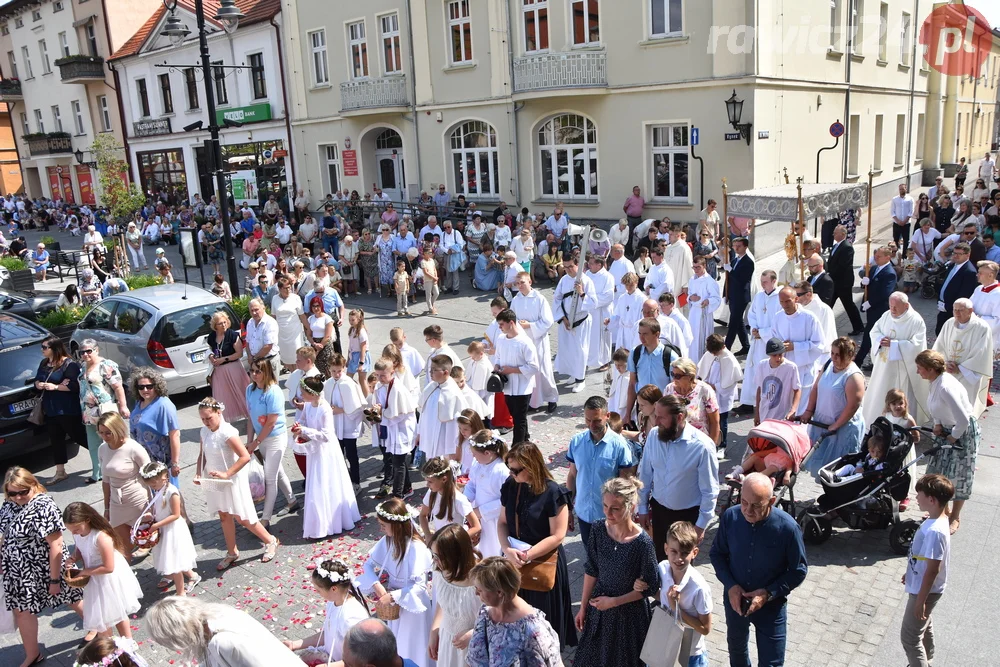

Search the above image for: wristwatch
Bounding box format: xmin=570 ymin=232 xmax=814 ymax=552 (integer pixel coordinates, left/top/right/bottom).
xmin=49 ymin=578 xmax=61 ymax=584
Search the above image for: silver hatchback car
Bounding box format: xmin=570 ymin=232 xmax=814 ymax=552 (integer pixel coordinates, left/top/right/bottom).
xmin=70 ymin=284 xmax=245 ymax=395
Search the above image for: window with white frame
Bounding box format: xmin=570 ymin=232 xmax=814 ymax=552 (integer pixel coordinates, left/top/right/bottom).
xmin=447 ymin=0 xmax=472 ymax=64
xmin=136 ymin=78 xmax=150 ymax=117
xmin=900 ymin=12 xmax=911 ymax=65
xmin=31 ymin=10 xmax=40 ymax=21
xmin=381 ymin=14 xmax=401 ymax=74
xmin=159 ymin=73 xmax=173 ymax=114
xmin=19 ymin=112 xmax=28 ymax=136
xmin=324 ymin=145 xmax=341 ymax=195
xmin=348 ymin=21 xmax=369 ymax=79
xmin=184 ymin=67 xmax=199 ymax=109
xmin=71 ymin=100 xmax=84 ymax=135
xmin=571 ymin=0 xmax=599 ymax=46
xmin=7 ymin=51 xmax=17 ymax=80
xmin=523 ymin=0 xmax=549 ymax=53
xmin=847 ymin=114 xmax=861 ymax=175
xmin=451 ymin=121 xmax=499 ymax=198
xmin=894 ymin=114 xmax=906 ymax=166
xmin=212 ymin=60 xmax=228 ymax=104
xmin=538 ymin=114 xmax=598 ymax=198
xmin=651 ymin=0 xmax=683 ymax=38
xmin=14 ymin=18 xmax=22 ymax=29
xmin=98 ymin=95 xmax=111 ymax=131
xmin=878 ymin=3 xmax=888 ymax=61
xmin=20 ymin=46 xmax=32 ymax=79
xmin=33 ymin=109 xmax=44 ymax=133
xmin=249 ymin=53 xmax=266 ymax=99
xmin=58 ymin=32 xmax=70 ymax=58
xmin=38 ymin=40 xmax=50 ymax=74
xmin=650 ymin=125 xmax=689 ymax=200
xmin=309 ymin=29 xmax=329 ymax=85
xmin=830 ymin=0 xmax=842 ymax=49
xmin=53 ymin=1 xmax=64 ymax=11
xmin=849 ymin=0 xmax=863 ymax=55
xmin=50 ymin=105 xmax=62 ymax=133
xmin=86 ymin=23 xmax=98 ymax=57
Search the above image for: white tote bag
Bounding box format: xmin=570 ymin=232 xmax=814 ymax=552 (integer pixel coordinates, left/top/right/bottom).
xmin=640 ymin=603 xmax=694 ymax=667
xmin=0 ymin=579 xmax=16 ymax=634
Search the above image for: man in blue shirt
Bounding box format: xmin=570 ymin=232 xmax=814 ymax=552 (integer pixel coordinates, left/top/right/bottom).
xmin=625 ymin=317 xmax=676 ymax=418
xmin=710 ymin=473 xmax=808 ymax=667
xmin=566 ymin=395 xmax=635 ymax=553
xmin=321 ymin=205 xmax=341 ymax=257
xmin=432 ymin=184 xmax=452 ymax=218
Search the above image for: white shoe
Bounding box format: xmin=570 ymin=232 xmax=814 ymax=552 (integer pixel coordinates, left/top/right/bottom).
xmin=716 ymin=446 xmax=726 ymax=461
xmin=571 ymin=380 xmax=587 ymax=393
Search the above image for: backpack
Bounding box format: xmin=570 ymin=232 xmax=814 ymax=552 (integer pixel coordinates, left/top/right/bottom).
xmin=632 ymin=342 xmax=682 ymax=380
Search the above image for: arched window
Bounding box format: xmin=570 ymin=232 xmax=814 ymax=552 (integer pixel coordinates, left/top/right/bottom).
xmin=450 ymin=120 xmax=499 ymax=198
xmin=375 ymin=129 xmax=403 ymax=149
xmin=538 ymin=113 xmax=597 ymax=198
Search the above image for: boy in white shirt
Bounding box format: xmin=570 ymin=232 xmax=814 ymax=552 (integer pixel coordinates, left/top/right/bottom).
xmin=754 ymin=338 xmax=802 ymax=425
xmin=901 ymin=474 xmax=953 ymax=667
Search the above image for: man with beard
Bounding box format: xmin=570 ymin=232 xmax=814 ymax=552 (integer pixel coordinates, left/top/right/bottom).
xmin=637 ymin=394 xmax=719 ymax=561
xmin=511 ymin=272 xmax=559 ymax=413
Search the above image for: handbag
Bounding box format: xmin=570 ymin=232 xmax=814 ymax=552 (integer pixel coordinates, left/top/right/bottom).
xmin=28 ymin=360 xmax=65 ymax=426
xmin=640 ymin=604 xmax=695 ymax=667
xmin=486 ymin=370 xmax=508 ymax=393
xmin=514 ymin=485 xmax=557 ymax=593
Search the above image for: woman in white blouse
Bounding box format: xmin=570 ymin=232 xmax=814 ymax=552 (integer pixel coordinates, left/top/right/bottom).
xmin=915 ymin=350 xmax=981 ymax=535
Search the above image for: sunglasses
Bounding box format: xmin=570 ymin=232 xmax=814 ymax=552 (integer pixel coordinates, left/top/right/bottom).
xmin=251 ymin=368 xmax=263 ymax=375
xmin=79 ymin=348 xmax=94 ymax=355
xmin=508 ymin=466 xmax=524 ymax=476
xmin=6 ymin=488 xmax=30 ymax=498
xmin=671 ymin=372 xmax=687 ymax=379
xmin=40 ymin=344 xmax=51 ymax=350
xmin=137 ymin=384 xmax=155 ymax=390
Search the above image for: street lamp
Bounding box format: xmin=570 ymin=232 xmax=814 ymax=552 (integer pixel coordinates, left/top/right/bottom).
xmin=724 ymin=89 xmax=753 ymax=146
xmin=160 ymin=0 xmax=245 ymax=296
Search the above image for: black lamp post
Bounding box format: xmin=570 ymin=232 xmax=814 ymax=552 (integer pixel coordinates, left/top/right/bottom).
xmin=160 ymin=0 xmax=244 ymax=296
xmin=725 ymin=89 xmax=753 ymax=146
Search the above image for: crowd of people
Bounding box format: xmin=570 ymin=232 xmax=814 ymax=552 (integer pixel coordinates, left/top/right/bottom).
xmin=3 ymin=161 xmax=1000 ymax=667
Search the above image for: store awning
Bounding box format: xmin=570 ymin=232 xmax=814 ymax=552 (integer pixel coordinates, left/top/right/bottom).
xmin=727 ymin=182 xmax=869 ymax=222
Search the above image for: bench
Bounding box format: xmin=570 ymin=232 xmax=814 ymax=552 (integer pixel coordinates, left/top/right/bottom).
xmin=48 ymin=250 xmax=82 ymax=283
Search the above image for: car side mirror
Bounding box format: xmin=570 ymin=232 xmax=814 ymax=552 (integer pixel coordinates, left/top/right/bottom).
xmin=76 ymin=319 xmax=89 ymax=330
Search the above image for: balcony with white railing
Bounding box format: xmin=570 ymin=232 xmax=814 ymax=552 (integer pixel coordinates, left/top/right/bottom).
xmin=339 ymin=76 xmax=409 ymax=113
xmin=512 ymin=51 xmax=607 ymax=93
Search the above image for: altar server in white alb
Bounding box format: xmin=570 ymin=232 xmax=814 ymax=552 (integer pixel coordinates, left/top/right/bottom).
xmin=450 ymin=366 xmax=490 ymax=420
xmin=510 ymin=272 xmax=559 ymax=412
xmin=323 ymin=354 xmax=367 ymax=491
xmin=796 ymin=281 xmax=836 ymax=349
xmin=770 ymin=286 xmax=827 ymax=413
xmin=421 ymin=324 xmax=463 ymax=387
xmin=610 ymin=272 xmax=645 ymax=351
xmin=586 ymin=254 xmax=615 ymax=369
xmin=663 ymin=225 xmax=693 ymax=300
xmin=463 ymin=340 xmax=495 ymax=413
xmin=686 ymin=257 xmax=723 ymax=362
xmin=416 ymin=356 xmax=468 ymax=460
xmin=970 ymin=260 xmax=1000 ymax=371
xmin=658 ymin=292 xmax=693 ymax=357
xmin=933 ymin=298 xmax=994 ymax=418
xmin=608 ymin=244 xmax=636 ymax=304
xmin=644 ymin=241 xmax=675 ymax=302
xmin=739 ymin=270 xmax=781 ymax=409
xmin=370 ymin=359 xmax=418 ymax=499
xmin=552 ymin=255 xmax=598 ymax=393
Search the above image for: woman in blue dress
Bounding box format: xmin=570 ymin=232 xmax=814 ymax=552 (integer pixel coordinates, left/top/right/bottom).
xmin=31 ymin=243 xmax=50 ymax=281
xmin=473 ymin=241 xmax=503 ymax=292
xmin=375 ymin=224 xmax=396 ymax=293
xmin=800 ymin=336 xmax=866 ymax=474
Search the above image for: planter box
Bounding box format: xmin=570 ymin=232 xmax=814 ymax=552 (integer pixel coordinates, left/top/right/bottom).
xmin=48 ymin=323 xmax=78 ymax=344
xmin=9 ymin=268 xmax=34 ymax=293
xmin=0 ymin=80 xmax=22 ymax=102
xmin=57 ymin=58 xmax=105 ymax=83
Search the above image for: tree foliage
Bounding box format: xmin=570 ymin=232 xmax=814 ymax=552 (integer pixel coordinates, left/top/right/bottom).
xmin=91 ymin=133 xmax=145 ymax=223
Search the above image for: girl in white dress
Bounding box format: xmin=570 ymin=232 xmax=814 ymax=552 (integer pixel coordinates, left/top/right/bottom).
xmin=62 ymin=502 xmax=142 ymax=638
xmin=282 ymin=558 xmax=370 ymax=662
xmin=358 ymin=499 xmax=435 ymax=667
xmin=140 ymin=462 xmax=200 ymax=595
xmin=289 ymin=376 xmax=361 ymax=539
xmin=194 ymin=398 xmax=278 ymax=571
xmin=427 ymin=525 xmax=483 ymax=667
xmin=419 ymin=457 xmax=481 ymax=541
xmin=454 ymin=409 xmax=487 ymax=475
xmin=463 ymin=430 xmax=510 ymax=558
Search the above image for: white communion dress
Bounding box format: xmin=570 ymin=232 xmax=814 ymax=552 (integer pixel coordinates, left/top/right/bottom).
xmin=317 ymin=596 xmax=370 ymax=662
xmin=152 ymin=483 xmax=198 ymax=575
xmin=75 ymin=529 xmax=143 ymax=633
xmin=431 ymin=572 xmax=482 ymax=667
xmin=464 ymin=457 xmax=509 ymax=558
xmin=200 ymin=422 xmax=259 ymax=523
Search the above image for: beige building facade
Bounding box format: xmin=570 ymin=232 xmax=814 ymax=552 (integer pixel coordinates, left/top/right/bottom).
xmin=281 ymin=0 xmax=1000 ymax=227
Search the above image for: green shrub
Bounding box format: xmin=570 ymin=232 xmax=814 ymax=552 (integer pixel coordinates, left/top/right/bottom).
xmin=230 ymin=294 xmax=251 ymax=323
xmin=38 ymin=305 xmax=92 ymax=330
xmin=40 ymin=235 xmax=57 ymax=246
xmin=0 ymin=257 xmax=27 ymax=272
xmin=103 ymin=238 xmax=117 ymax=250
xmin=124 ymin=274 xmax=164 ymax=290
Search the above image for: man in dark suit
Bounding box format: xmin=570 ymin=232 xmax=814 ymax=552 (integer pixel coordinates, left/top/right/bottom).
xmin=855 ymin=246 xmax=898 ymax=366
xmin=959 ymin=222 xmax=987 ymax=263
xmin=805 ymin=255 xmax=835 ymax=307
xmin=724 ymin=237 xmax=754 ymax=355
xmin=827 ymin=225 xmax=864 ymax=335
xmin=936 ymin=242 xmax=978 ymax=334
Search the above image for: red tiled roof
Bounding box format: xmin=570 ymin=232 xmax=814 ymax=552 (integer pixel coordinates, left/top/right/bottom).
xmin=109 ymin=0 xmax=281 ymax=62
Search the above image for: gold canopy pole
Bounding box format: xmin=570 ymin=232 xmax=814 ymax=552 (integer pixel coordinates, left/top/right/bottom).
xmin=864 ymin=168 xmax=875 ymax=302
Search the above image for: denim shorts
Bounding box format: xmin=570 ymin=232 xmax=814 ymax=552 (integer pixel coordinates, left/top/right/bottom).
xmin=687 ymin=652 xmax=709 ymax=667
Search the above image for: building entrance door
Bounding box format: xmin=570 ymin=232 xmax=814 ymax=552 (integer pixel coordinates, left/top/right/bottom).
xmin=374 ymin=129 xmax=405 ymax=202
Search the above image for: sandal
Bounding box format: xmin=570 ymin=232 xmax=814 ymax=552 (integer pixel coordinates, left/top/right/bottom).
xmin=261 ymin=537 xmax=279 ymax=563
xmin=949 ymin=518 xmax=961 ymax=535
xmin=216 ymin=552 xmax=240 ymax=571
xmin=44 ymin=473 xmax=69 ymax=486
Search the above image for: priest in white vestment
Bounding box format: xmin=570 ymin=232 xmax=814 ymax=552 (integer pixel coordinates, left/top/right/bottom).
xmin=664 ymin=227 xmax=693 ymax=299
xmin=739 ymin=270 xmax=780 ymax=408
xmin=932 ymin=298 xmax=994 ymax=418
xmin=552 ymin=256 xmax=598 ymax=392
xmin=611 ymin=274 xmax=645 ymax=351
xmin=608 ymin=244 xmax=636 ymax=304
xmin=771 ymin=286 xmax=827 ymax=413
xmin=511 ymin=272 xmax=559 ymax=411
xmin=416 ymin=357 xmax=469 ymax=460
xmin=686 ymin=258 xmax=722 ymax=362
xmin=970 ymin=261 xmax=1000 ymax=364
xmin=860 ymin=292 xmax=929 ymax=426
xmin=644 ymin=242 xmax=675 ymax=302
xmin=586 ymin=256 xmax=615 ymax=369
xmin=797 ymin=281 xmax=837 ymax=347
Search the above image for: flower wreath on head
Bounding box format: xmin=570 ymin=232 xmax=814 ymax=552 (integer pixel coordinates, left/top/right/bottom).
xmin=198 ymin=398 xmax=226 ymax=412
xmin=139 ymin=460 xmax=168 ymax=480
xmin=471 ymin=430 xmax=506 ymax=450
xmin=300 ymin=377 xmax=322 ymax=396
xmin=314 ymin=558 xmax=353 ymax=585
xmin=375 ymin=501 xmax=420 ymax=523
xmin=73 ymin=637 xmax=149 ymax=667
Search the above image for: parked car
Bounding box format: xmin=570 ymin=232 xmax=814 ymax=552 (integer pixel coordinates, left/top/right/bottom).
xmin=0 ymin=313 xmax=62 ymax=463
xmin=0 ymin=287 xmax=59 ymax=322
xmin=70 ymin=284 xmax=244 ymax=396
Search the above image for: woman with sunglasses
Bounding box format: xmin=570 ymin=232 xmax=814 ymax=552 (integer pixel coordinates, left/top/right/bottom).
xmin=78 ymin=339 xmax=129 ymax=485
xmin=129 ymin=368 xmax=184 ymax=499
xmin=0 ymin=467 xmax=85 ymax=667
xmin=34 ymin=336 xmax=88 ymax=486
xmin=664 ymin=358 xmax=722 ymax=459
xmin=246 ymin=359 xmax=298 ymax=527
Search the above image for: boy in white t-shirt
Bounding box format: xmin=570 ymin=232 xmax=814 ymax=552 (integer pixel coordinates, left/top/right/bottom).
xmin=901 ymin=474 xmax=953 ymax=667
xmin=754 ymin=338 xmax=802 ymax=425
xmin=645 ymin=521 xmax=713 ymax=667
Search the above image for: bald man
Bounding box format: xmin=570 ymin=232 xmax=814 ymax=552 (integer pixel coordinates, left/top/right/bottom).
xmin=805 ymin=255 xmax=835 ymax=307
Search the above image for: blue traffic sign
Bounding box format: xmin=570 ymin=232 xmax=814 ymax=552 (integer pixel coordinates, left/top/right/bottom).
xmin=691 ymin=128 xmax=700 ymax=146
xmin=830 ymin=122 xmax=846 ymax=138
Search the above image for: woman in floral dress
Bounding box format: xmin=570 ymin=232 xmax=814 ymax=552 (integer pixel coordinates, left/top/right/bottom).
xmin=78 ymin=340 xmax=129 ymax=484
xmin=664 ymin=358 xmax=722 ymax=456
xmin=465 ymin=217 xmax=488 ymax=265
xmin=376 ymin=225 xmax=396 ymax=293
xmin=358 ymin=228 xmax=379 ymax=294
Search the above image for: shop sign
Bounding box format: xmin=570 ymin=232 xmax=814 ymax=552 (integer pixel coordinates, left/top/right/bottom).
xmin=47 ymin=166 xmax=75 ymax=204
xmin=133 ymin=118 xmax=172 ymax=137
xmin=231 ymin=169 xmax=258 ymax=206
xmin=342 ymin=149 xmax=358 ymax=176
xmin=274 ymin=149 xmax=287 ymax=158
xmin=76 ymin=165 xmax=96 ymax=205
xmin=216 ymin=103 xmax=272 ymax=125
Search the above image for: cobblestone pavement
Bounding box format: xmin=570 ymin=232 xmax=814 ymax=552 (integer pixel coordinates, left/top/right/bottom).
xmin=2 ymin=204 xmax=997 ymax=666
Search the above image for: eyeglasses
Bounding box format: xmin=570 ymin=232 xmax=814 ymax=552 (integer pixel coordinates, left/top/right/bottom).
xmin=6 ymin=488 xmax=30 ymax=498
xmin=508 ymin=466 xmax=524 ymax=476
xmin=40 ymin=344 xmax=51 ymax=350
xmin=671 ymin=371 xmax=687 ymax=379
xmin=137 ymin=384 xmax=155 ymax=390
xmin=251 ymin=368 xmax=263 ymax=375
xmin=79 ymin=348 xmax=94 ymax=355
xmin=795 ymin=292 xmax=807 ymax=297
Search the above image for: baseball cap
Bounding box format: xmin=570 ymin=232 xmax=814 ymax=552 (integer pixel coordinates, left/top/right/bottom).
xmin=765 ymin=338 xmax=786 ymax=355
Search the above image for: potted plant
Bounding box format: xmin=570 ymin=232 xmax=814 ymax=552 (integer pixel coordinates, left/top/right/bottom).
xmin=230 ymin=294 xmax=251 ymax=326
xmin=0 ymin=256 xmax=33 ymax=292
xmin=38 ymin=305 xmax=92 ymax=343
xmin=124 ymin=273 xmax=164 ymax=290
xmin=39 ymin=235 xmax=60 ymax=253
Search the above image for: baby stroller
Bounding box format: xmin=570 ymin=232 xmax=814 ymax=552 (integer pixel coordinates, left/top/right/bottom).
xmin=720 ymin=420 xmax=815 ymax=514
xmin=919 ymin=260 xmax=947 ymax=299
xmin=797 ymin=417 xmax=920 ymax=554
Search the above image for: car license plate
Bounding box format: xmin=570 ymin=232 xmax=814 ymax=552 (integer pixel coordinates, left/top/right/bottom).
xmin=190 ymin=350 xmax=209 ymax=363
xmin=10 ymin=398 xmax=37 ymax=415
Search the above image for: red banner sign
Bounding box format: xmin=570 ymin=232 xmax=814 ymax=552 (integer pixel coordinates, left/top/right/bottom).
xmin=46 ymin=167 xmax=60 ymax=199
xmin=47 ymin=166 xmax=75 ymax=203
xmin=76 ymin=165 xmax=95 ymax=205
xmin=342 ymin=149 xmax=358 ymax=177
